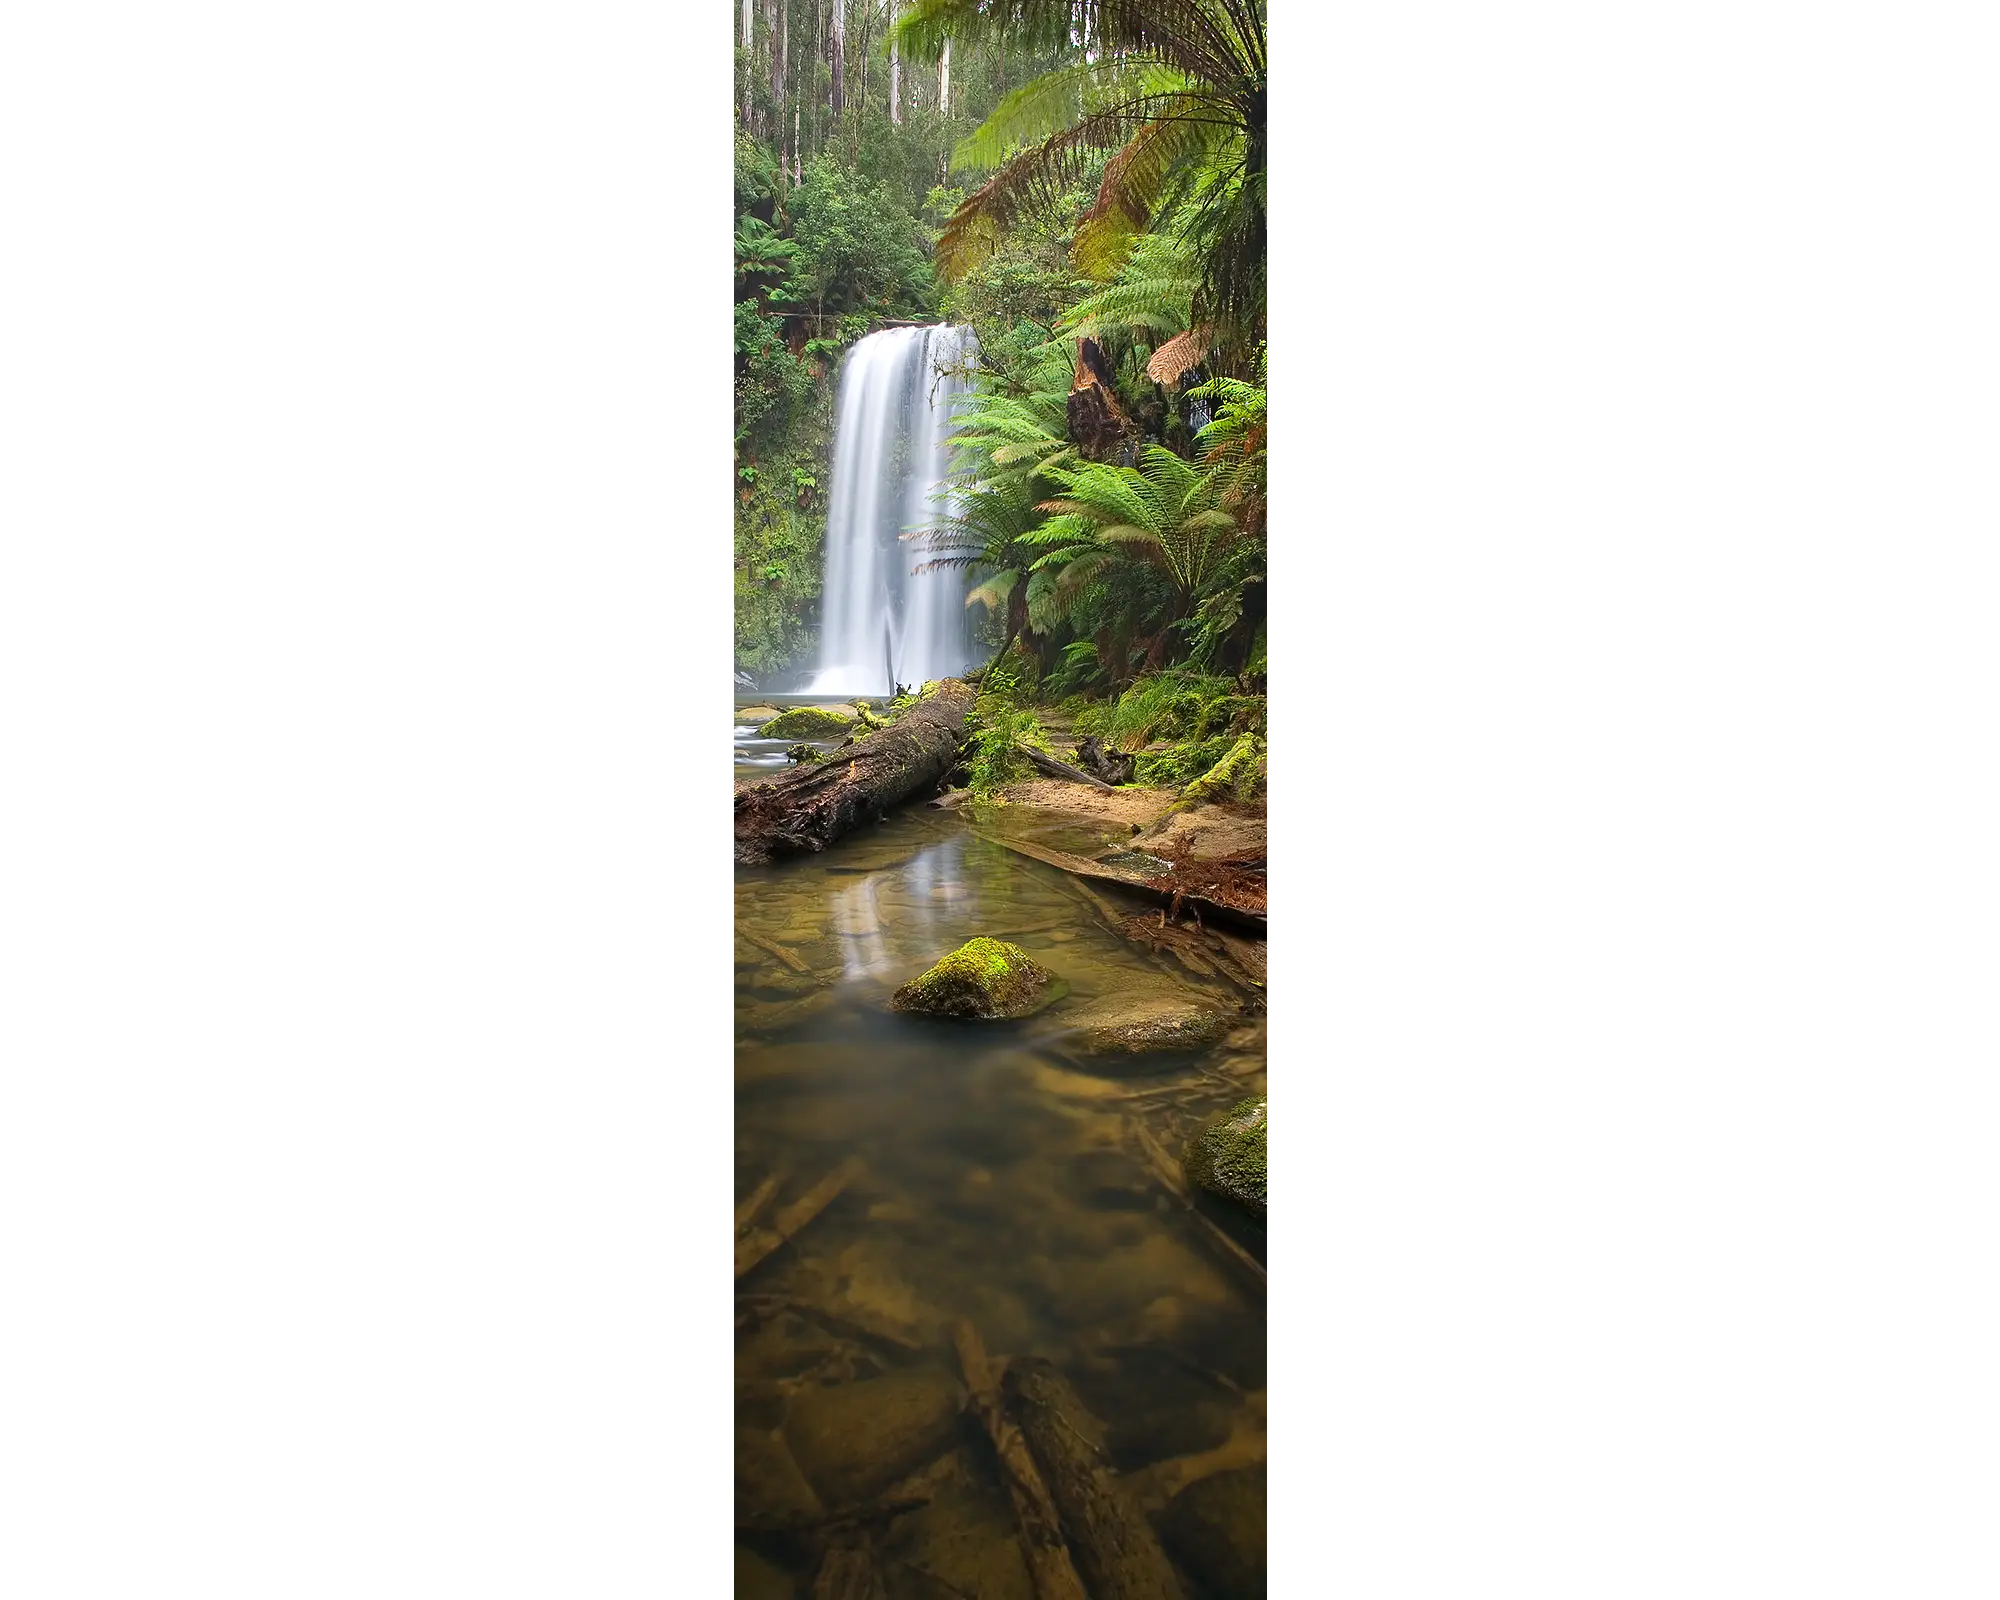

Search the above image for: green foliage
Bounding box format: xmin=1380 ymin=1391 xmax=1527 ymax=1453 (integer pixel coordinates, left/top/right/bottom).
xmin=1075 ymin=669 xmax=1265 ymax=752
xmin=894 ymin=0 xmax=1267 ymax=350
xmin=786 ymin=157 xmax=937 ymax=321
xmin=963 ymin=681 xmax=1054 ymax=800
xmin=730 ymin=6 xmax=1269 ymax=696
xmin=734 ymin=360 xmax=833 ymax=676
xmin=1133 ymin=734 xmax=1237 ymax=789
xmin=1056 ymin=230 xmax=1200 ymax=344
xmin=1181 ymin=730 xmax=1266 ymax=803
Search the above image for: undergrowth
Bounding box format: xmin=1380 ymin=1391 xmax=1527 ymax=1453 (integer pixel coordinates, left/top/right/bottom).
xmin=1073 ymin=669 xmax=1266 ymax=754
xmin=965 ymin=657 xmax=1054 ymax=800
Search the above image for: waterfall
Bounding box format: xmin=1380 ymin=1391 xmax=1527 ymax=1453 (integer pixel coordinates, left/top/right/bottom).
xmin=808 ymin=325 xmax=977 ymax=697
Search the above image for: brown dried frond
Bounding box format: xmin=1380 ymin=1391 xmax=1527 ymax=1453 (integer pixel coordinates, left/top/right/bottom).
xmin=1146 ymin=325 xmax=1214 ymax=387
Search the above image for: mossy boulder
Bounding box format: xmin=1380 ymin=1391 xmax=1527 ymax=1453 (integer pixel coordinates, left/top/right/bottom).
xmin=1182 ymin=1095 xmax=1266 ymax=1218
xmin=890 ymin=937 xmax=1062 ymax=1020
xmin=760 ymin=705 xmax=855 ymax=739
xmin=1181 ymin=731 xmax=1265 ymax=804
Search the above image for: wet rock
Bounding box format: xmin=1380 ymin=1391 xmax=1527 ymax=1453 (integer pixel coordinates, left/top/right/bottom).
xmin=736 ymin=1425 xmax=823 ymax=1523
xmin=760 ymin=705 xmax=855 ymax=739
xmin=736 ymin=705 xmax=783 ymax=725
xmin=735 ymin=1544 xmax=798 ymax=1600
xmin=783 ymin=1369 xmax=966 ymax=1508
xmin=889 ymin=938 xmax=1062 ymax=1020
xmin=1182 ymin=1095 xmax=1266 ymax=1219
xmin=1161 ymin=1465 xmax=1266 ymax=1599
xmin=882 ymin=1449 xmax=1035 ymax=1600
xmin=737 ymin=1310 xmax=838 ymax=1383
xmin=1070 ymin=1349 xmax=1235 ymax=1472
xmin=1058 ymin=990 xmax=1232 ymax=1057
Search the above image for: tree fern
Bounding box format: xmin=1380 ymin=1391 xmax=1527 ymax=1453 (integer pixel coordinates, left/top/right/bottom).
xmin=1055 ymin=231 xmax=1200 ymax=343
xmin=892 ymin=0 xmax=1266 ymax=346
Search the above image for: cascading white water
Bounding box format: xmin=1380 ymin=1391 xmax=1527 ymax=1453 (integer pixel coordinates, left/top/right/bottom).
xmin=808 ymin=325 xmax=977 ymax=696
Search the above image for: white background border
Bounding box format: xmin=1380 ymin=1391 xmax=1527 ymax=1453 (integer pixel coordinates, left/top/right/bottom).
xmin=3 ymin=0 xmax=1996 ymax=1592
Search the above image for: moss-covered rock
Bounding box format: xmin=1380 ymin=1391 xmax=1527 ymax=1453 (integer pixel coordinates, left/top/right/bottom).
xmin=1181 ymin=731 xmax=1266 ymax=804
xmin=1182 ymin=1095 xmax=1266 ymax=1218
xmin=736 ymin=704 xmax=783 ymax=724
xmin=889 ymin=937 xmax=1062 ymax=1020
xmin=760 ymin=704 xmax=855 ymax=739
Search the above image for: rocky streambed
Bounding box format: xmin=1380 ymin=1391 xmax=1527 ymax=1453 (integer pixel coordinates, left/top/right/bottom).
xmin=736 ymin=799 xmax=1268 ymax=1598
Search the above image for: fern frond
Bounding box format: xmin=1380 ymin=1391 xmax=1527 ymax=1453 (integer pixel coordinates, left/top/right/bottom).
xmin=952 ymin=60 xmax=1189 ymax=174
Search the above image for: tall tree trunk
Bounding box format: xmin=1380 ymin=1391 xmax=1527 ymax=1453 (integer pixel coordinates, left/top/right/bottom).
xmin=889 ymin=39 xmax=900 ymax=123
xmin=938 ymin=37 xmax=951 ymax=182
xmin=772 ymin=0 xmax=788 ymax=157
xmin=830 ymin=0 xmax=844 ymax=118
xmin=740 ymin=0 xmax=755 ymax=128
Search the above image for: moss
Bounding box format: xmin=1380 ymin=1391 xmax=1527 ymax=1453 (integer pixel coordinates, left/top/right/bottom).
xmin=889 ymin=937 xmax=1062 ymax=1020
xmin=1181 ymin=732 xmax=1264 ymax=804
xmin=1134 ymin=733 xmax=1238 ymax=789
xmin=1182 ymin=1095 xmax=1266 ymax=1218
xmin=760 ymin=705 xmax=854 ymax=739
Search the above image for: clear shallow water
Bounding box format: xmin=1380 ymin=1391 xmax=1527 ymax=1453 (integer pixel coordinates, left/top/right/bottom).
xmin=735 ymin=803 xmax=1268 ymax=1597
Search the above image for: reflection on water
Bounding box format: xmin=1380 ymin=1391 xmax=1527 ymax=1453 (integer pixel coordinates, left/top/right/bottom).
xmin=736 ymin=810 xmax=1267 ymax=1598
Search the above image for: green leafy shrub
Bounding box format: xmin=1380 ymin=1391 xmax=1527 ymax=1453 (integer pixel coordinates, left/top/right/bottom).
xmin=964 ymin=689 xmax=1054 ymax=800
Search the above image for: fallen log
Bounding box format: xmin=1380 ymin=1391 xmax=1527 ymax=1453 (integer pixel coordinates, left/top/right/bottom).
xmin=742 ymin=929 xmax=810 ymax=972
xmin=737 ymin=680 xmax=975 ymax=866
xmin=975 ymin=832 xmax=1267 ymax=935
xmin=1074 ymin=734 xmax=1137 ymax=786
xmin=950 ymin=1322 xmax=1089 ymax=1600
xmin=1015 ymin=742 xmax=1116 ymax=792
xmin=1002 ymin=1358 xmax=1186 ymax=1600
xmin=735 ymin=1172 xmax=783 ymax=1236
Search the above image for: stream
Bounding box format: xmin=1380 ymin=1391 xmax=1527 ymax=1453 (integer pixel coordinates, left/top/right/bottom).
xmin=735 ymin=699 xmax=1268 ymax=1599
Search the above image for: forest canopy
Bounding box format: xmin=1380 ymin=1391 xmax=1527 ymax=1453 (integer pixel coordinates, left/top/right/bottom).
xmin=733 ymin=0 xmax=1265 ymax=690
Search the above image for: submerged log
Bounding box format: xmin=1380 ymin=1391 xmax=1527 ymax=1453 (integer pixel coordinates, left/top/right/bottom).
xmin=1002 ymin=1358 xmax=1186 ymax=1600
xmin=736 ymin=680 xmax=975 ymax=865
xmin=951 ymin=1322 xmax=1089 ymax=1600
xmin=732 ymin=1160 xmax=864 ymax=1280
